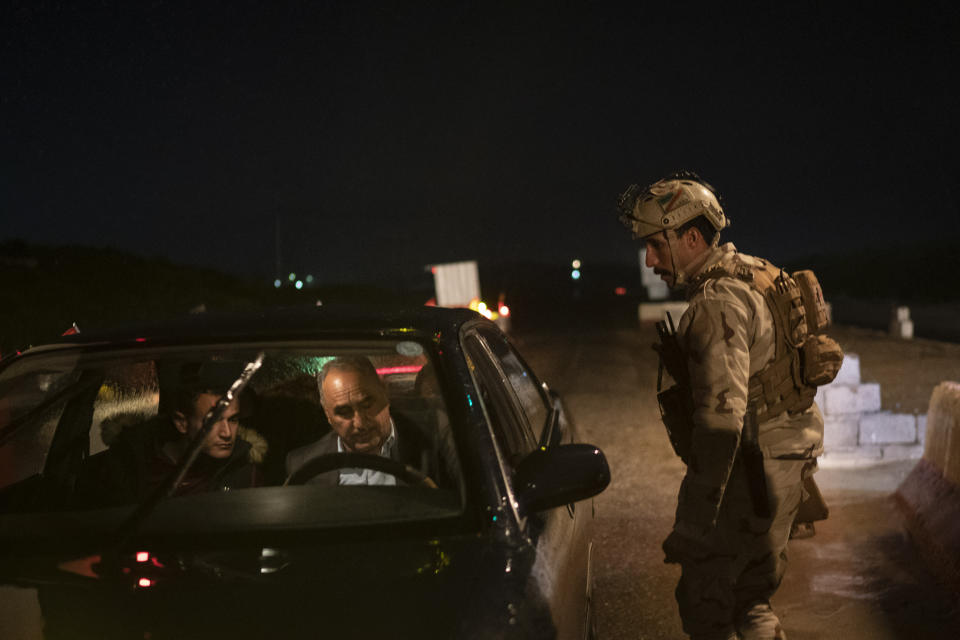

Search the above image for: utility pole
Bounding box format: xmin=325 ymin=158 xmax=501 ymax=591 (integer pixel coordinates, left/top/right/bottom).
xmin=275 ymin=211 xmax=282 ymax=283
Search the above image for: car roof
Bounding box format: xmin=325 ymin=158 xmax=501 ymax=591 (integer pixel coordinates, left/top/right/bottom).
xmin=20 ymin=305 xmax=486 ymax=354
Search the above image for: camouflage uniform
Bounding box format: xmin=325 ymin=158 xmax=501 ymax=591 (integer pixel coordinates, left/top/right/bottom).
xmin=665 ymin=242 xmax=823 ymax=640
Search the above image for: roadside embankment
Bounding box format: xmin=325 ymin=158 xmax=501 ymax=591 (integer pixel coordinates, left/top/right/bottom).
xmin=895 ymin=381 xmax=960 ymax=593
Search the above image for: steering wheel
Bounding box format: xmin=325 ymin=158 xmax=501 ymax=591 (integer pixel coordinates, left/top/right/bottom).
xmin=283 ymin=452 xmax=437 ymax=488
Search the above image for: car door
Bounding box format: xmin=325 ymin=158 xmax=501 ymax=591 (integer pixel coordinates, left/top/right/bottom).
xmin=462 ymin=325 xmax=592 ymax=639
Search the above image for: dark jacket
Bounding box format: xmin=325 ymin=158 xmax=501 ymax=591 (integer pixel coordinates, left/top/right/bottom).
xmin=75 ymin=416 xmax=261 ymax=508
xmin=284 ymin=412 xmax=432 ymax=486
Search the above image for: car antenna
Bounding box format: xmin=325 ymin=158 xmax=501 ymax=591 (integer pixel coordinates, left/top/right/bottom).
xmin=114 ymin=352 xmax=264 ymax=547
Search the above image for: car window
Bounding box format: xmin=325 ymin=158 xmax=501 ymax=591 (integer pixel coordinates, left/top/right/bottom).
xmin=476 ymin=327 xmax=550 ymax=444
xmin=0 ymin=340 xmax=463 ymax=529
xmin=0 ymin=362 xmax=81 ymax=491
xmin=462 ymin=331 xmax=537 ymax=469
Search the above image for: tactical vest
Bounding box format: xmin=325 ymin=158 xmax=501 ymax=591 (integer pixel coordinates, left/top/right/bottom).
xmin=690 ymin=255 xmax=844 ymax=423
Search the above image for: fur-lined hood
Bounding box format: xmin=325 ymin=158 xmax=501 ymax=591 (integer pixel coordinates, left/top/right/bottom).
xmin=99 ymin=410 xmax=268 ymax=464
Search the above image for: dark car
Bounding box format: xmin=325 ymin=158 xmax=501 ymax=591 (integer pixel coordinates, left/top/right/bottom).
xmin=0 ymin=306 xmax=609 ymax=639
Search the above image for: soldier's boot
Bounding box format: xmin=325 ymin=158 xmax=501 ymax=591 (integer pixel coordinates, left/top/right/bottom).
xmin=736 ymin=601 xmax=786 ymax=640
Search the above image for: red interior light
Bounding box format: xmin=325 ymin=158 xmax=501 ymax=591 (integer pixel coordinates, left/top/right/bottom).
xmin=376 ymin=365 xmax=424 ymax=376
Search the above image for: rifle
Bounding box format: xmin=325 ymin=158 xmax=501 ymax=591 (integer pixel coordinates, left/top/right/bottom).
xmin=654 ymin=312 xmax=694 ymax=463
xmin=740 ymin=407 xmax=771 ymax=518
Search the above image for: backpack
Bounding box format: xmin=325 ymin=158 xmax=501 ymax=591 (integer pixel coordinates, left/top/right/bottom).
xmin=696 ymin=256 xmax=844 ymax=423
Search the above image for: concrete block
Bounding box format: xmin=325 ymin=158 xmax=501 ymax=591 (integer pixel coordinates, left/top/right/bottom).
xmin=890 ymin=319 xmax=914 ymax=339
xmin=822 ymin=385 xmax=858 ymax=414
xmin=819 ymin=446 xmax=883 ymax=469
xmin=831 ymin=354 xmax=861 ymax=386
xmin=822 ymin=383 xmax=881 ymax=415
xmin=889 ymin=307 xmax=914 ymax=339
xmin=638 ymin=301 xmax=689 ymax=324
xmin=860 ymin=412 xmax=917 ymax=444
xmin=858 ymin=383 xmax=882 ymax=412
xmin=881 ymin=443 xmax=924 ymax=460
xmin=646 ymin=281 xmax=671 ymax=301
xmin=823 ymin=415 xmax=859 ymax=448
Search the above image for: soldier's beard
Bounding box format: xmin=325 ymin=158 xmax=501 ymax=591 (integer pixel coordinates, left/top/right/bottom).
xmin=655 ymin=268 xmax=683 ymax=288
xmin=654 ymin=268 xmax=673 ymax=283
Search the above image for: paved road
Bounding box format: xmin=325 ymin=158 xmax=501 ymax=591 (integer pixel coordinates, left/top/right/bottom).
xmin=513 ymin=321 xmax=960 ymax=640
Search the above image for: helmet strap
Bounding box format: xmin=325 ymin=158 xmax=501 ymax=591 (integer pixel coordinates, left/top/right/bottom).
xmin=664 ymin=230 xmax=688 ymax=288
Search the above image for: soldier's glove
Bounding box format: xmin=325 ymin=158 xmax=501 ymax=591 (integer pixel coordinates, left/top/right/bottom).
xmin=662 ymin=521 xmax=714 ymax=564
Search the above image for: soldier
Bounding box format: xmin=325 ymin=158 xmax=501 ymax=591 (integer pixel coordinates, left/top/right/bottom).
xmin=618 ymin=171 xmax=840 ymax=640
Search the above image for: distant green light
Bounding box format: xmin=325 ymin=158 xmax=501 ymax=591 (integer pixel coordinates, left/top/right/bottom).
xmin=571 ymin=269 xmax=581 ymax=280
xmin=295 ymin=280 xmax=303 ymax=290
xmin=288 ymin=272 xmax=296 ymax=282
xmin=273 ymin=279 xmax=281 ymax=288
xmin=305 ymin=274 xmax=314 ymax=284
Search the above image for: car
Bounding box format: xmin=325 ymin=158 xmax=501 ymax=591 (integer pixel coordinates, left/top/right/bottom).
xmin=0 ymin=305 xmax=609 ymax=639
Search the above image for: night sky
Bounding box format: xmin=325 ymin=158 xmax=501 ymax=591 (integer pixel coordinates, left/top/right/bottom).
xmin=4 ymin=2 xmax=959 ymax=286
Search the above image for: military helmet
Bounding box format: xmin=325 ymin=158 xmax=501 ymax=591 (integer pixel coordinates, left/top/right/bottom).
xmin=618 ymin=171 xmax=729 ymax=239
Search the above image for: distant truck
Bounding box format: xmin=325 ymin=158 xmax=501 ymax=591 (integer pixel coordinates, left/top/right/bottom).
xmin=427 ymin=260 xmax=510 ymax=331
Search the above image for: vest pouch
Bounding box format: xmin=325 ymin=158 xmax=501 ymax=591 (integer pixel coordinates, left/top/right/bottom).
xmin=800 ymin=334 xmax=844 ymax=386
xmin=766 ymin=271 xmax=807 ymax=346
xmin=793 ymin=270 xmax=830 ymax=334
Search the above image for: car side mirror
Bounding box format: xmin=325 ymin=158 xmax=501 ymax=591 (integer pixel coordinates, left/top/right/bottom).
xmin=514 ymin=444 xmax=610 ymax=515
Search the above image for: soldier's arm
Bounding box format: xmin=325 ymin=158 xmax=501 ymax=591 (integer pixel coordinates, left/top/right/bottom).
xmin=674 ymin=290 xmax=752 ymax=537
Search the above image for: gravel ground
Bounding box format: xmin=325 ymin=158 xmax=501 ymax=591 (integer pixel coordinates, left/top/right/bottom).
xmin=827 ymin=325 xmax=960 ymax=414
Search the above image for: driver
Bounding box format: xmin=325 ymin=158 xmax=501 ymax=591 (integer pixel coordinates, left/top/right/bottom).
xmin=285 ymin=356 xmax=432 ymax=486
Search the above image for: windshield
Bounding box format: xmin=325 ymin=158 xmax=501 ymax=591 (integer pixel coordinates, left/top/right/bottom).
xmin=0 ymin=339 xmax=464 ymax=537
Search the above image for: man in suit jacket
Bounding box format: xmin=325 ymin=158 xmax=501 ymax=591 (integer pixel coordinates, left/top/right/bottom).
xmin=285 ymin=356 xmax=432 ymax=486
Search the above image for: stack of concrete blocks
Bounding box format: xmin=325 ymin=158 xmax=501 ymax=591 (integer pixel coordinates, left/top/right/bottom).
xmin=817 ymin=353 xmax=927 ymax=467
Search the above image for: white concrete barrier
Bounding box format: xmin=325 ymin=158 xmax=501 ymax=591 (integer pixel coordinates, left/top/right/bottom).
xmin=923 ymin=382 xmax=960 ymax=482
xmin=637 ymin=301 xmax=689 ymax=324
xmin=889 ymin=305 xmax=914 ymax=339
xmin=895 ymin=381 xmax=960 ymax=593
